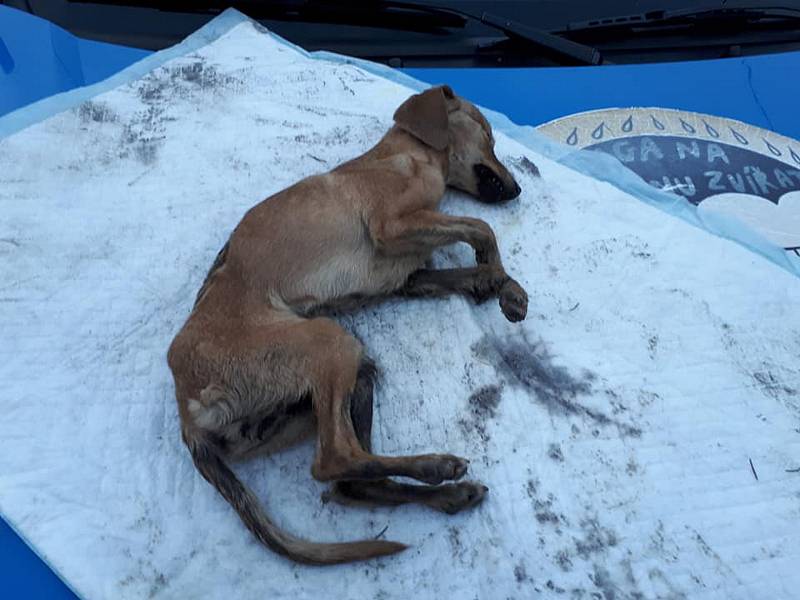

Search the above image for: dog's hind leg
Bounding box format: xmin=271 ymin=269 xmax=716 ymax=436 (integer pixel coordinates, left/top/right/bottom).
xmin=348 ymin=357 xmax=376 ymax=452
xmin=309 ymin=320 xmax=471 ymax=486
xmin=329 ymin=356 xmax=488 ymax=514
xmin=332 ymin=478 xmax=489 ymax=514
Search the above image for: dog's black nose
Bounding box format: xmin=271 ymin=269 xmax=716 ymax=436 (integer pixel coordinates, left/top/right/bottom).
xmin=509 ymin=180 xmax=522 ymax=199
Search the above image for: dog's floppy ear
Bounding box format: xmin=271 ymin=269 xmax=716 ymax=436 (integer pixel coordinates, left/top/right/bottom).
xmin=393 ymin=86 xmax=452 ymax=151
xmin=440 ymin=84 xmax=455 ymax=101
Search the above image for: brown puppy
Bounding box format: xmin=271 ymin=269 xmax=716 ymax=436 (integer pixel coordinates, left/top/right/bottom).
xmin=167 ymin=85 xmax=528 ymax=565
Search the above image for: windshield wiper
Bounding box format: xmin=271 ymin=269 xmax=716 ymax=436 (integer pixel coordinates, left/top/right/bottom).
xmin=477 ymin=11 xmax=603 ymax=65
xmin=372 ymin=1 xmax=603 ymax=65
xmin=565 ymin=6 xmax=800 ymax=34
xmin=68 ymin=0 xmax=604 ymax=65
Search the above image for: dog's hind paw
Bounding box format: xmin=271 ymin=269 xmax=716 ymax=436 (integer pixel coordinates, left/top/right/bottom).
xmin=429 ymin=481 xmax=489 ymax=514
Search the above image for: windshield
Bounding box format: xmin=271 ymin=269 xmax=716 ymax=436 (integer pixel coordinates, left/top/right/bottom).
xmin=7 ymin=0 xmax=800 ymax=66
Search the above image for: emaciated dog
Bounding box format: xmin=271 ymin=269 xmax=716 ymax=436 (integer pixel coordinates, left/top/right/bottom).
xmin=167 ymin=85 xmax=529 ymax=565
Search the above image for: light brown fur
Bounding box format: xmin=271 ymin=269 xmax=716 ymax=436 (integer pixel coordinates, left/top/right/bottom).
xmin=167 ymin=85 xmax=529 ymax=565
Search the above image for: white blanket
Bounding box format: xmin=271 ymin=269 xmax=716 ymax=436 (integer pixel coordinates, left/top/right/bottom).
xmin=1 ymin=11 xmax=799 ymax=600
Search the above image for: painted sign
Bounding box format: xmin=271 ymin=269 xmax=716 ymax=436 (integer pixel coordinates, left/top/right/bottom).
xmin=538 ymin=108 xmax=800 ymax=256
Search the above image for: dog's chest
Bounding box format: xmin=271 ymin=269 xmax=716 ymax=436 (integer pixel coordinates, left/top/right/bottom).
xmin=369 ymin=252 xmax=428 ymax=293
xmin=297 ymin=245 xmax=424 ymax=303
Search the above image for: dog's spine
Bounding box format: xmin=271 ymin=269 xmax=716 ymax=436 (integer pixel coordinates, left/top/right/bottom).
xmin=184 ymin=428 xmax=407 ymax=565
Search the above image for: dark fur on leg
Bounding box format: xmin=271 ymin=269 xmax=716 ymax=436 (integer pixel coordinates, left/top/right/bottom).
xmin=399 ymin=267 xmax=508 ymax=303
xmin=334 ymin=478 xmax=488 ymax=514
xmin=349 ymin=357 xmax=377 ymax=452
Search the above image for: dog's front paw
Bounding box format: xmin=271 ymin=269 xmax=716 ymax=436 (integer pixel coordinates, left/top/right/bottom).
xmin=499 ymin=279 xmax=528 ymax=322
xmin=416 ymin=454 xmax=469 ymax=485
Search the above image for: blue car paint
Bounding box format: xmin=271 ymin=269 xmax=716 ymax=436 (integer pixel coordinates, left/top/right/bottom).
xmin=1 ymin=5 xmax=798 ymax=598
xmin=0 ymin=519 xmax=81 ymax=600
xmin=2 ymin=6 xmax=799 ymax=137
xmin=405 ymin=52 xmax=800 ymax=140
xmin=0 ymin=6 xmax=150 ymax=119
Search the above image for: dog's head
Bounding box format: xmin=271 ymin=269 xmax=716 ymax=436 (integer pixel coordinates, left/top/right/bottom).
xmin=393 ymin=85 xmax=521 ymax=203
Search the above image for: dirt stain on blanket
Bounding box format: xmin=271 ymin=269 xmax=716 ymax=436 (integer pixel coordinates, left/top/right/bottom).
xmin=77 ymin=100 xmax=118 ymax=124
xmin=458 ymin=384 xmax=503 ymax=445
xmin=121 ymin=57 xmax=248 ymax=165
xmin=471 ymin=334 xmax=641 ymax=437
xmin=575 ymin=517 xmax=619 ymax=560
xmin=512 ymin=155 xmax=541 ymax=178
xmin=526 ymin=478 xmax=568 ymax=530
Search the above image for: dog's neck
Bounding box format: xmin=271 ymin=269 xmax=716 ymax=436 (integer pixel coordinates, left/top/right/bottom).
xmin=367 ymin=126 xmax=450 ymax=178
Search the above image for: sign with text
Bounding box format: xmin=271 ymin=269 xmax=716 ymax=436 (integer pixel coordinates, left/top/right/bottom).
xmin=538 ymin=108 xmax=800 ymax=255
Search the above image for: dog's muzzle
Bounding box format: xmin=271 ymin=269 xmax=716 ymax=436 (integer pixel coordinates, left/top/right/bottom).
xmin=474 ymin=164 xmax=522 ymax=203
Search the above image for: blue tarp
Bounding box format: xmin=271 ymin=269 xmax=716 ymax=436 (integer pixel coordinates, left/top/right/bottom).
xmin=0 ymin=6 xmax=148 ymax=118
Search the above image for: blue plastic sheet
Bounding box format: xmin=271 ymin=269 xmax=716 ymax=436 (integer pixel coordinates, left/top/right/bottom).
xmin=0 ymin=6 xmax=148 ymax=118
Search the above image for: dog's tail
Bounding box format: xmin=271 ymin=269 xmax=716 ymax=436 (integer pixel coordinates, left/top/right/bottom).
xmin=185 ymin=430 xmax=407 ymax=565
